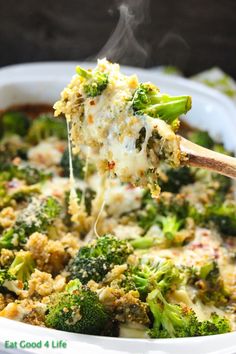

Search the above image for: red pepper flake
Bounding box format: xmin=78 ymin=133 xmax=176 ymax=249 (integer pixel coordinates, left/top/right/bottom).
xmin=90 ymin=100 xmax=95 ymax=106
xmin=108 ymin=161 xmax=116 ymax=170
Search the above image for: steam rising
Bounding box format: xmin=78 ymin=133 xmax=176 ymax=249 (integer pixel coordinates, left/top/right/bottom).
xmin=95 ymin=0 xmax=150 ymax=66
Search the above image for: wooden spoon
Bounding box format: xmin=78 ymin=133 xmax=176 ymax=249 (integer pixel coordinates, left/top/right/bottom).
xmin=179 ymin=136 xmax=236 ymax=179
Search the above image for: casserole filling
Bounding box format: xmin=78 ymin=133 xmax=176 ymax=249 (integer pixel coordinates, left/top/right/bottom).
xmin=0 ymin=70 xmax=235 ymax=338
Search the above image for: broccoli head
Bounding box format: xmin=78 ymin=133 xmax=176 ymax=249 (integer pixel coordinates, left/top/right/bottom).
xmin=76 ymin=66 xmax=109 ymax=97
xmin=189 ymin=261 xmax=229 ymax=306
xmin=137 ymin=192 xmax=193 ymax=245
xmin=198 ymin=313 xmax=231 ymax=336
xmin=8 ymin=250 xmax=35 ymax=283
xmin=132 ymin=83 xmax=191 ymax=130
xmin=27 ymin=114 xmax=67 ymax=144
xmin=0 ymin=196 xmax=61 ymax=249
xmin=1 ymin=111 xmax=30 ymax=137
xmin=0 ymin=251 xmax=35 ymax=293
xmin=0 ymin=269 xmax=15 ymax=287
xmin=147 ymin=289 xmax=197 ymax=338
xmin=68 ymin=234 xmax=133 ymax=284
xmin=0 ymin=162 xmax=52 ymax=185
xmin=125 ymin=258 xmax=181 ymax=297
xmin=159 ymin=166 xmax=195 ymax=193
xmin=204 ymin=201 xmax=236 ymax=236
xmin=147 ymin=289 xmax=231 ymax=338
xmin=45 ymin=286 xmax=109 ymax=335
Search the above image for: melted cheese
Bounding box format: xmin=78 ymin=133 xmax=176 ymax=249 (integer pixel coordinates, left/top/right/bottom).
xmin=54 ymin=58 xmax=181 ymax=196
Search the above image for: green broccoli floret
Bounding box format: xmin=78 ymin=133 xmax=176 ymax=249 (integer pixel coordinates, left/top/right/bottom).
xmin=189 ymin=261 xmax=229 ymax=306
xmin=0 ymin=251 xmax=35 ymax=293
xmin=132 ymin=83 xmax=191 ymax=130
xmin=8 ymin=250 xmax=35 ymax=283
xmin=68 ymin=234 xmax=133 ymax=284
xmin=157 ymin=215 xmax=184 ymax=241
xmin=205 ymin=201 xmax=236 ymax=236
xmin=133 ymin=215 xmax=187 ymax=249
xmin=69 ymin=255 xmax=110 ymax=284
xmin=0 ymin=182 xmax=40 ymax=211
xmin=126 ymin=258 xmax=181 ymax=297
xmin=60 ymin=148 xmax=85 ymax=179
xmin=159 ymin=166 xmax=195 ymax=193
xmin=45 ymin=286 xmax=109 ymax=335
xmin=147 ymin=289 xmax=197 ymax=338
xmin=27 ymin=114 xmax=67 ymax=144
xmin=137 ymin=192 xmax=192 ymax=243
xmin=1 ymin=111 xmax=30 ymax=137
xmin=187 ymin=130 xmax=214 ymax=148
xmin=198 ymin=313 xmax=231 ymax=336
xmin=147 ymin=289 xmax=231 ymax=338
xmin=0 ymin=269 xmax=15 ymax=287
xmin=0 ymin=196 xmax=61 ymax=249
xmin=76 ymin=66 xmax=109 ymax=97
xmin=0 ymin=163 xmax=52 ymax=185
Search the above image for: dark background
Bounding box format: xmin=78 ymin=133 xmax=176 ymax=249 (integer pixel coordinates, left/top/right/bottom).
xmin=0 ymin=0 xmax=236 ymax=77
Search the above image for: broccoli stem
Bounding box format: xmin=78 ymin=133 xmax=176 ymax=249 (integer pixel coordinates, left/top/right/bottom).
xmin=141 ymin=94 xmax=191 ymax=124
xmin=130 ymin=236 xmax=156 ymax=249
xmin=76 ymin=66 xmax=92 ymax=79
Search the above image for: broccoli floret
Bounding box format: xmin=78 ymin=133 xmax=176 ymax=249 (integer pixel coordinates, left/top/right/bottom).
xmin=68 ymin=234 xmax=133 ymax=284
xmin=0 ymin=228 xmax=26 ymax=250
xmin=8 ymin=251 xmax=35 ymax=283
xmin=1 ymin=111 xmax=30 ymax=137
xmin=0 ymin=182 xmax=40 ymax=211
xmin=133 ymin=215 xmax=187 ymax=249
xmin=187 ymin=130 xmax=214 ymax=148
xmin=198 ymin=313 xmax=231 ymax=336
xmin=76 ymin=66 xmax=109 ymax=97
xmin=132 ymin=83 xmax=191 ymax=130
xmin=189 ymin=261 xmax=229 ymax=306
xmin=0 ymin=135 xmax=29 ymax=161
xmin=69 ymin=255 xmax=110 ymax=284
xmin=147 ymin=289 xmax=197 ymax=338
xmin=137 ymin=192 xmax=192 ymax=243
xmin=147 ymin=289 xmax=231 ymax=338
xmin=27 ymin=114 xmax=67 ymax=144
xmin=0 ymin=269 xmax=15 ymax=287
xmin=205 ymin=201 xmax=236 ymax=236
xmin=0 ymin=197 xmax=61 ymax=249
xmin=126 ymin=258 xmax=181 ymax=297
xmin=60 ymin=148 xmax=85 ymax=179
xmin=45 ymin=286 xmax=109 ymax=335
xmin=157 ymin=215 xmax=184 ymax=241
xmin=0 ymin=251 xmax=35 ymax=293
xmin=159 ymin=166 xmax=195 ymax=193
xmin=0 ymin=163 xmax=52 ymax=185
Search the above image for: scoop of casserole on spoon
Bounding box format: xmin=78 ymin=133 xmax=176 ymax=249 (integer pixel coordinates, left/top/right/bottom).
xmin=54 ymin=59 xmax=236 ymax=196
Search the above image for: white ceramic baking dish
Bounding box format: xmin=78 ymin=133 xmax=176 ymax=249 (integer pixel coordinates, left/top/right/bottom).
xmin=0 ymin=62 xmax=235 ymax=354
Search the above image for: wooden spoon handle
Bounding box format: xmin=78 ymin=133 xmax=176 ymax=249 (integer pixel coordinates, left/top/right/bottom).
xmin=179 ymin=136 xmax=236 ymax=179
